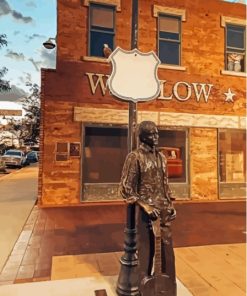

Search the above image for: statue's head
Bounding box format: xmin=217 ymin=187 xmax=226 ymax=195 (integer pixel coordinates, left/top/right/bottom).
xmin=138 ymin=121 xmax=159 ymax=148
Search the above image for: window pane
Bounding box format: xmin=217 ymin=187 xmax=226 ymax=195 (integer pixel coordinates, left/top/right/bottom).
xmin=84 ymin=127 xmax=127 ymax=183
xmin=158 ymin=129 xmax=187 ymax=183
xmin=227 ymin=26 xmax=245 ymax=49
xmin=159 ymin=41 xmax=179 ymax=64
xmin=90 ymin=31 xmax=114 ymax=57
xmin=219 ymin=129 xmax=246 ymax=183
xmin=159 ymin=31 xmax=179 ymax=41
xmin=159 ymin=16 xmax=179 ymax=34
xmin=91 ymin=6 xmax=114 ymax=29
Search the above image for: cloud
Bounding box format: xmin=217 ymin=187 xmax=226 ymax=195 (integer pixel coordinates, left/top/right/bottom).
xmin=28 ymin=57 xmax=42 ymax=71
xmin=5 ymin=50 xmax=25 ymax=61
xmin=13 ymin=30 xmax=20 ymax=35
xmin=26 ymin=33 xmax=46 ymax=42
xmin=12 ymin=10 xmax=33 ymax=23
xmin=18 ymin=72 xmax=32 ymax=85
xmin=0 ymin=0 xmax=33 ymax=23
xmin=25 ymin=1 xmax=36 ymax=8
xmin=0 ymin=0 xmax=10 ymax=16
xmin=40 ymin=47 xmax=56 ymax=68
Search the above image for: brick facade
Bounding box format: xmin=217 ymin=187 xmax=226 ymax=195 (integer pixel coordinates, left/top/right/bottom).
xmin=39 ymin=0 xmax=246 ymax=206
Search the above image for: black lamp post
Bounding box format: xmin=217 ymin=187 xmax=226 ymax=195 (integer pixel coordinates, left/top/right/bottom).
xmin=116 ymin=1 xmax=140 ymax=295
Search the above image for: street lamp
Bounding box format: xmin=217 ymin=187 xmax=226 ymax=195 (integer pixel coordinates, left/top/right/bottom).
xmin=43 ymin=37 xmax=56 ymax=49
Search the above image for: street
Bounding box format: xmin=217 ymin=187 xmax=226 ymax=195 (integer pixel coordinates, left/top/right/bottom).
xmin=0 ymin=164 xmax=38 ymax=271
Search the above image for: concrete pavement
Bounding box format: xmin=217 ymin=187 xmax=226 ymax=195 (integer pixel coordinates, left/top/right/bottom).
xmin=0 ymin=164 xmax=38 ymax=271
xmin=0 ymin=164 xmax=245 ymax=295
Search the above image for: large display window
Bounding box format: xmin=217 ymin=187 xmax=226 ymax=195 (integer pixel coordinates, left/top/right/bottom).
xmin=84 ymin=125 xmax=127 ymax=183
xmin=82 ymin=125 xmax=189 ymax=200
xmin=218 ymin=129 xmax=246 ymax=198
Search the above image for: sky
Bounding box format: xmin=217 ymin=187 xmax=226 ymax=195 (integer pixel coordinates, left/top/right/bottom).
xmin=0 ymin=0 xmax=56 ymax=98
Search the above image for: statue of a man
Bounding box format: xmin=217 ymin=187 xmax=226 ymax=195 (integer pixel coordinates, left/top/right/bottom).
xmin=120 ymin=121 xmax=177 ymax=294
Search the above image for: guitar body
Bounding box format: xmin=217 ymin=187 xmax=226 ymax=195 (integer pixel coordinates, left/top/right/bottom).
xmin=140 ymin=274 xmax=176 ymax=296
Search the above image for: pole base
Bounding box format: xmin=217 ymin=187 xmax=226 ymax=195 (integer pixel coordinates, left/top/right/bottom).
xmin=116 ymin=262 xmax=140 ymax=296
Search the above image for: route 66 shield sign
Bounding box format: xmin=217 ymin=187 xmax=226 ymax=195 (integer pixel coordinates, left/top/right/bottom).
xmin=108 ymin=47 xmax=161 ymax=103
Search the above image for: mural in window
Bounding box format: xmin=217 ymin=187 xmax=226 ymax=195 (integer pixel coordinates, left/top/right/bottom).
xmin=225 ymin=24 xmax=245 ymax=72
xmin=158 ymin=129 xmax=187 ymax=183
xmin=219 ymin=129 xmax=246 ymax=183
xmin=84 ymin=126 xmax=127 ymax=183
xmin=158 ymin=14 xmax=181 ymax=65
xmin=89 ymin=4 xmax=115 ymax=57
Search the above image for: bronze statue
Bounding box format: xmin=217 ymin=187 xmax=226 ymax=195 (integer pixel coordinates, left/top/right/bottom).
xmin=120 ymin=121 xmax=177 ymax=296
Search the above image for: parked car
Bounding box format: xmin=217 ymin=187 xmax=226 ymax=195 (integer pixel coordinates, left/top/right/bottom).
xmin=26 ymin=151 xmax=39 ymax=163
xmin=1 ymin=149 xmax=28 ymax=168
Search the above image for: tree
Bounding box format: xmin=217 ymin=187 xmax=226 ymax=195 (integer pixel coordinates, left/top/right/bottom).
xmin=0 ymin=83 xmax=41 ymax=147
xmin=22 ymin=83 xmax=41 ymax=145
xmin=0 ymin=34 xmax=10 ymax=92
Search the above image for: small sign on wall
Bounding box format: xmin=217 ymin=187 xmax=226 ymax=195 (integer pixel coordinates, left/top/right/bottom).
xmin=55 ymin=142 xmax=81 ymax=161
xmin=70 ymin=142 xmax=81 ymax=157
xmin=55 ymin=142 xmax=69 ymax=161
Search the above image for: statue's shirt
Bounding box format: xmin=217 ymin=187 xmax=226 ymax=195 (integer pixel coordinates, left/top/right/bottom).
xmin=120 ymin=143 xmax=173 ymax=209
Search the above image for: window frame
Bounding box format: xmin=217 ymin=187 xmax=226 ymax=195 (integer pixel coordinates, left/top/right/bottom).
xmin=225 ymin=24 xmax=246 ymax=73
xmin=88 ymin=3 xmax=116 ymax=58
xmin=158 ymin=13 xmax=182 ymax=66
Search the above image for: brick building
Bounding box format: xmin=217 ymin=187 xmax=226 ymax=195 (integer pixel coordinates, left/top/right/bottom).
xmin=39 ymin=0 xmax=246 ymax=206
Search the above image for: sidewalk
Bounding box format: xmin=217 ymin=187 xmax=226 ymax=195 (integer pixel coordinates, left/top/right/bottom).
xmin=0 ymin=203 xmax=246 ymax=296
xmin=0 ymin=242 xmax=245 ymax=295
xmin=0 ymin=199 xmax=245 ymax=295
xmin=0 ymin=165 xmax=37 ymax=272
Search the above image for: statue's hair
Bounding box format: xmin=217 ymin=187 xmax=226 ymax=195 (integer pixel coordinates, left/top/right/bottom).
xmin=138 ymin=121 xmax=157 ymax=139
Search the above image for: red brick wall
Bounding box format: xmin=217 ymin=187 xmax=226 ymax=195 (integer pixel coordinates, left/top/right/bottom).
xmin=40 ymin=0 xmax=246 ymax=205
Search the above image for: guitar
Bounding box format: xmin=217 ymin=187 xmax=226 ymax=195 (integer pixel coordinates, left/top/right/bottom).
xmin=138 ymin=201 xmax=176 ymax=296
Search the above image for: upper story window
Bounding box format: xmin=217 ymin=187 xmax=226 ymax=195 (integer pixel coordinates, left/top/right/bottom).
xmin=225 ymin=24 xmax=246 ymax=73
xmin=158 ymin=14 xmax=181 ymax=65
xmin=89 ymin=4 xmax=115 ymax=57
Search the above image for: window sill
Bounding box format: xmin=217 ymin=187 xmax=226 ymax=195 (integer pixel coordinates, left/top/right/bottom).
xmin=82 ymin=56 xmax=109 ymax=63
xmin=221 ymin=70 xmax=246 ymax=77
xmin=158 ymin=64 xmax=186 ymax=71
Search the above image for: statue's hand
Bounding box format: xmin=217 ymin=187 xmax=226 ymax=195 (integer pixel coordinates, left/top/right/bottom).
xmin=167 ymin=207 xmax=176 ymax=221
xmin=125 ymin=196 xmax=138 ymax=204
xmin=149 ymin=208 xmax=160 ymax=221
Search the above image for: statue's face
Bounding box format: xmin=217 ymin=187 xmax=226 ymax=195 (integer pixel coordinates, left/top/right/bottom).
xmin=141 ymin=125 xmax=159 ymax=148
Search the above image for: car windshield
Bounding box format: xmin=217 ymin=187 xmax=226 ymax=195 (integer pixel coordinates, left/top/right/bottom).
xmin=28 ymin=152 xmax=36 ymax=156
xmin=5 ymin=151 xmax=22 ymax=156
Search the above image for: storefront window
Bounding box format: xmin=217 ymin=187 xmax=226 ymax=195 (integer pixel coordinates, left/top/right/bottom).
xmin=158 ymin=128 xmax=187 ymax=182
xmin=83 ymin=125 xmax=189 ymax=200
xmin=219 ymin=129 xmax=246 ymax=198
xmin=84 ymin=126 xmax=127 ymax=183
xmin=158 ymin=128 xmax=189 ymax=199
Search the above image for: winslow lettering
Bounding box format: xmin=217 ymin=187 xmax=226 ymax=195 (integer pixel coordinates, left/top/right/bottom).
xmin=85 ymin=72 xmax=214 ymax=103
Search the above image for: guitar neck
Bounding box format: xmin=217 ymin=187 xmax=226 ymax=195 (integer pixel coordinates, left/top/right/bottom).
xmin=154 ymin=228 xmax=162 ymax=275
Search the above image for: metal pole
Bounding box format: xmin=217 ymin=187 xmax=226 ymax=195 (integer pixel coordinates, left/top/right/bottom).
xmin=116 ymin=1 xmax=139 ymax=295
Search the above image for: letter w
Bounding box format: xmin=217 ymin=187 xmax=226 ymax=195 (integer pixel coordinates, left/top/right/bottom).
xmin=85 ymin=73 xmax=108 ymax=96
xmin=192 ymin=83 xmax=213 ymax=103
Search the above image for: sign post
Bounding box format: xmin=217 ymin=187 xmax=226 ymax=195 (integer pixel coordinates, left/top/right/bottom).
xmin=107 ymin=1 xmax=160 ymax=295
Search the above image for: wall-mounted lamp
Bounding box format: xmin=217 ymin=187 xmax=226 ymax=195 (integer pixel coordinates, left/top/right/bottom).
xmin=43 ymin=37 xmax=56 ymax=50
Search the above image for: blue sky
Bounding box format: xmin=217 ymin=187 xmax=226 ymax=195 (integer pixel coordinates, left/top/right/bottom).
xmin=0 ymin=0 xmax=56 ymax=95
